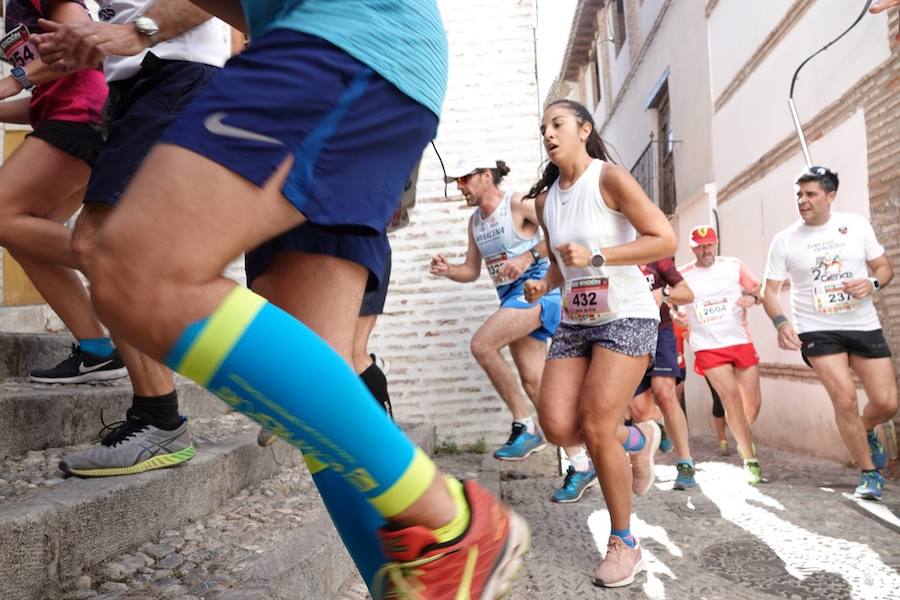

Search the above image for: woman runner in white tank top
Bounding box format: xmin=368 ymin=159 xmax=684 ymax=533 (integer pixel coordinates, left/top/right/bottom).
xmin=524 ymin=100 xmax=677 ymax=588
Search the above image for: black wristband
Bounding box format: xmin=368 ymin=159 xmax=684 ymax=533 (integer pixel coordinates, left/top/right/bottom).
xmin=772 ymin=315 xmax=789 ymax=330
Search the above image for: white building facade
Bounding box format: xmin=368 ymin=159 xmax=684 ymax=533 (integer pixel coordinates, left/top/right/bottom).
xmin=550 ymin=0 xmax=899 ymax=460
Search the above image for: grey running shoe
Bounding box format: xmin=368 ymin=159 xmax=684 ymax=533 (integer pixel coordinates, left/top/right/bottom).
xmin=60 ymin=409 xmax=194 ymax=477
xmin=30 ymin=344 xmax=128 ymax=384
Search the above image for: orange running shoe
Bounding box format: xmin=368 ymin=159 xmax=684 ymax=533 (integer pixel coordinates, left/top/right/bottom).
xmin=374 ymin=480 xmax=530 ymax=599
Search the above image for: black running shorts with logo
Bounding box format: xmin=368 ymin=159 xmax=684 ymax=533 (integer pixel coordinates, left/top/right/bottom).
xmin=799 ymin=329 xmax=892 ymax=367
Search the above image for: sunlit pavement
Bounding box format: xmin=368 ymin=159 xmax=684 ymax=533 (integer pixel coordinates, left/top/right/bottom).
xmin=496 ymin=436 xmax=900 ymax=600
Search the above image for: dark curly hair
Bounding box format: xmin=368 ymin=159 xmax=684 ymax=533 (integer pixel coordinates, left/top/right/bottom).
xmin=526 ymin=100 xmax=613 ymax=199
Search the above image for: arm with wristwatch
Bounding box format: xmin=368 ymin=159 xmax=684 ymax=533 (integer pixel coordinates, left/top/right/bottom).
xmin=32 ymin=0 xmax=215 ymax=74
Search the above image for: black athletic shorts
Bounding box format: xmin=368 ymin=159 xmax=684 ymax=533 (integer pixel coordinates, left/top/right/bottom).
xmin=28 ymin=120 xmax=104 ymax=167
xmin=799 ymin=329 xmax=892 ymax=367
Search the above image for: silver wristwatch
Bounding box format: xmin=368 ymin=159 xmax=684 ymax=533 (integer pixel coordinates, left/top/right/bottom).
xmin=133 ymin=16 xmax=160 ymax=47
xmin=590 ymin=247 xmax=606 ymax=268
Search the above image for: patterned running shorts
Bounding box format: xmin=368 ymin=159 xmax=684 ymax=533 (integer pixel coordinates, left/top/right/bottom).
xmin=548 ymin=318 xmax=659 ymax=360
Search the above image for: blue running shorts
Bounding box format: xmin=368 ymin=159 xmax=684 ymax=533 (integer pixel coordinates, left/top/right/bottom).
xmin=498 ymin=279 xmax=562 ymax=342
xmin=161 ymin=28 xmax=438 ymax=236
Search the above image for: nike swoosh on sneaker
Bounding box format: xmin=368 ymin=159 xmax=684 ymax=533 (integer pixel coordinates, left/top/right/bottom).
xmin=203 ymin=111 xmax=285 ymax=145
xmin=78 ymin=359 xmax=115 ymax=373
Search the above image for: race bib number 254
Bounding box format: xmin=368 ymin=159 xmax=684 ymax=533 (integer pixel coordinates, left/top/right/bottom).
xmin=1 ymin=25 xmax=37 ymax=67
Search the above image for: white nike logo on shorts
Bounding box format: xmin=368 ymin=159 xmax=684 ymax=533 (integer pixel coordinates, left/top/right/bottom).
xmin=203 ymin=112 xmax=285 ymax=146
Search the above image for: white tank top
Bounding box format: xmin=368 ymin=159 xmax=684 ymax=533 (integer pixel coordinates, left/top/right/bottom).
xmin=472 ymin=191 xmax=544 ymax=287
xmin=543 ymin=159 xmax=658 ymax=326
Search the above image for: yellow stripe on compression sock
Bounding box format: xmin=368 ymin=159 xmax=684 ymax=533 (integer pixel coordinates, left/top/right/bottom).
xmin=433 ymin=475 xmax=470 ymax=544
xmin=369 ymin=448 xmax=437 ymax=518
xmin=176 ymin=286 xmax=266 ymax=386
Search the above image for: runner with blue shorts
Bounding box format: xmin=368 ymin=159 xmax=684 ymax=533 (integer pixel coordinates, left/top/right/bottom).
xmin=40 ymin=2 xmax=531 ymax=597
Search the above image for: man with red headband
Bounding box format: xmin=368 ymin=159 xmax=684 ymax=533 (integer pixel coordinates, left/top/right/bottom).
xmin=680 ymin=225 xmax=764 ymax=485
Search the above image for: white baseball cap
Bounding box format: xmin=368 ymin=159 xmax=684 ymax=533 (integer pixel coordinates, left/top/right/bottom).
xmin=444 ymin=156 xmax=498 ymax=182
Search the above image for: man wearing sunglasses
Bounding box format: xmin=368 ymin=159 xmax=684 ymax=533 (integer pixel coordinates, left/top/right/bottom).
xmin=429 ymin=158 xmax=579 ymax=474
xmin=763 ymin=166 xmax=897 ymax=501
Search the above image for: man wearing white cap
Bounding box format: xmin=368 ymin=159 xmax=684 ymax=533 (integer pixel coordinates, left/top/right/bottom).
xmin=763 ymin=166 xmax=896 ymax=501
xmin=429 ymin=157 xmax=593 ymax=497
xmin=679 ymin=225 xmax=764 ymax=485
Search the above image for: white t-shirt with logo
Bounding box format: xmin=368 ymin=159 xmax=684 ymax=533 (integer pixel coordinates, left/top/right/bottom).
xmin=679 ymin=256 xmax=758 ymax=352
xmin=98 ymin=0 xmax=231 ymax=83
xmin=764 ymin=212 xmax=884 ymax=333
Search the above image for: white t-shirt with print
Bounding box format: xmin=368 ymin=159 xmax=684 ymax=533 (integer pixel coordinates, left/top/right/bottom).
xmin=98 ymin=0 xmax=231 ymax=83
xmin=764 ymin=212 xmax=884 ymax=333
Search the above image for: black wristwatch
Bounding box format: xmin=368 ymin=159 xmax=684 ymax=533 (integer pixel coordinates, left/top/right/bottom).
xmin=529 ymin=247 xmax=541 ymax=264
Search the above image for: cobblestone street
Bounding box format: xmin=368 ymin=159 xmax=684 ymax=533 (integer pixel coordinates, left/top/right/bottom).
xmin=498 ymin=437 xmax=900 ymax=600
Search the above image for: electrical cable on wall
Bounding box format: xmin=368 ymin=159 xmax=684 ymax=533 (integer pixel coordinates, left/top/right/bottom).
xmin=788 ymin=0 xmax=873 ymax=168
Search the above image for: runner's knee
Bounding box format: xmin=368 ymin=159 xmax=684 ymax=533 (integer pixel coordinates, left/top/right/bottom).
xmin=540 ymin=415 xmax=580 ymax=447
xmin=470 ymin=335 xmax=495 ymax=364
xmin=829 ymin=390 xmax=859 ymax=416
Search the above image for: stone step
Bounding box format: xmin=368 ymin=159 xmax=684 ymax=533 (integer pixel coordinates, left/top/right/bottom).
xmin=224 ymin=423 xmax=436 ymax=600
xmin=0 ymin=332 xmax=71 ymax=378
xmin=61 ymin=423 xmax=436 ymax=600
xmin=0 ymin=413 xmax=293 ymax=600
xmin=0 ymin=377 xmax=229 ymax=459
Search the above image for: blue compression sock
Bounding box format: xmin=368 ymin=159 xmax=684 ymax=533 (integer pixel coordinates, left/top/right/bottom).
xmin=165 ymin=286 xmax=436 ymax=519
xmin=79 ymin=337 xmax=114 ymax=357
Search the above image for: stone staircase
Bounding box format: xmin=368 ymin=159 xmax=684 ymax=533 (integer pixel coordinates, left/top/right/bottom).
xmin=0 ymin=332 xmax=433 ymax=600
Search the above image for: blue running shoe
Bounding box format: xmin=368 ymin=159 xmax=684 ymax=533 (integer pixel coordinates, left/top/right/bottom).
xmin=854 ymin=470 xmax=885 ymax=501
xmin=493 ymin=423 xmax=546 ymax=461
xmin=551 ymin=465 xmax=598 ymax=503
xmin=658 ymin=422 xmax=673 ymax=454
xmin=673 ymin=462 xmax=696 ymax=490
xmin=867 ymin=430 xmax=888 ymax=470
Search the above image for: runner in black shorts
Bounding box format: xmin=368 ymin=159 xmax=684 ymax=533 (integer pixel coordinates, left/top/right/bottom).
xmin=764 ymin=166 xmax=897 ymax=501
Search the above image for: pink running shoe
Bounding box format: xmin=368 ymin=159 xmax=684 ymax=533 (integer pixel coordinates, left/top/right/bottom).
xmin=593 ymin=535 xmax=646 ymax=587
xmin=630 ymin=421 xmax=660 ymax=496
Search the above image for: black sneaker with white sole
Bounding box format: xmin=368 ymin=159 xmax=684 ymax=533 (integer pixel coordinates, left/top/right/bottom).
xmin=29 ymin=344 xmax=128 ymax=384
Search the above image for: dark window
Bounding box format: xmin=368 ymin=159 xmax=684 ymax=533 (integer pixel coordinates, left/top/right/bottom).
xmin=653 ymin=82 xmax=676 ymax=215
xmin=591 ymin=56 xmax=602 ymax=108
xmin=612 ymin=0 xmax=627 ymax=55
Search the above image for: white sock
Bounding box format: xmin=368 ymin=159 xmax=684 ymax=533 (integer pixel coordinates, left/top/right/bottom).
xmin=568 ymin=448 xmax=591 ymax=472
xmin=514 ymin=417 xmax=535 ymax=435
